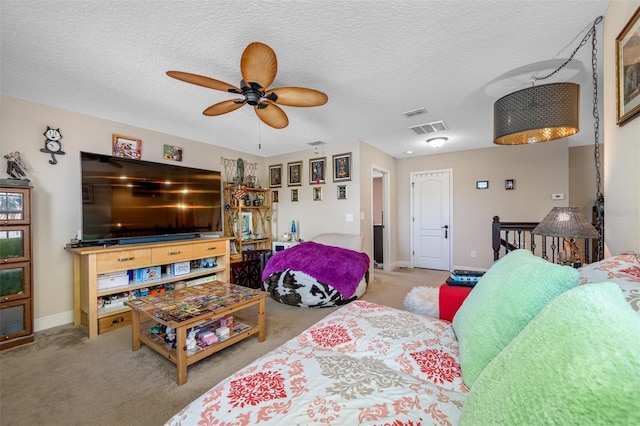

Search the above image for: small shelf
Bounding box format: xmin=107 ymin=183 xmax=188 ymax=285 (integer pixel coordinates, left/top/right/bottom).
xmin=96 ymin=265 xmax=225 ymax=297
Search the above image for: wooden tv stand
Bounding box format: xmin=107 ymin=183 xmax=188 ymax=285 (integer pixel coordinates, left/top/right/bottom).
xmin=65 ymin=237 xmax=231 ymax=338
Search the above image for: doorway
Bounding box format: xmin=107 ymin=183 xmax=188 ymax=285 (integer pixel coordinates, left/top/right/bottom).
xmin=411 ymin=169 xmax=452 ymax=270
xmin=372 ymin=166 xmax=390 ymax=270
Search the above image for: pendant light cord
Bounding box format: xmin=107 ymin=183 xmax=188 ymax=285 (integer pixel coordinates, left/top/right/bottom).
xmin=530 ymin=16 xmax=604 ymax=260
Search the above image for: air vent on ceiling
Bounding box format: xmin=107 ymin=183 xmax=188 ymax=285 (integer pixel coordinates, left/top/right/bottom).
xmin=307 ymin=141 xmax=326 ymax=146
xmin=402 ymin=107 xmax=427 ymax=117
xmin=409 ymin=120 xmax=448 ymax=135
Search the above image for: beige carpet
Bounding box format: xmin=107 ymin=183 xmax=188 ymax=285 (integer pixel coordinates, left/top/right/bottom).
xmin=0 ymin=268 xmax=447 ymax=426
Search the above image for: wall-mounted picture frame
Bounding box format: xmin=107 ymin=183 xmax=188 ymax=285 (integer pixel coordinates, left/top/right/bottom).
xmin=476 ymin=180 xmax=489 ymax=189
xmin=313 ymin=187 xmax=322 ymax=201
xmin=309 ymin=157 xmax=326 ymax=184
xmin=505 ymin=179 xmax=515 ymax=190
xmin=288 ymin=161 xmax=302 ymax=186
xmin=337 ymin=184 xmax=347 ymax=200
xmin=269 ymin=164 xmax=283 ymax=188
xmin=616 ymin=7 xmax=640 ymax=125
xmin=291 ymin=188 xmax=299 ymax=202
xmin=162 ymin=144 xmax=183 ymax=162
xmin=272 ymin=190 xmax=279 ymax=203
xmin=332 ymin=152 xmax=352 ymax=182
xmin=112 ymin=134 xmax=142 ymax=159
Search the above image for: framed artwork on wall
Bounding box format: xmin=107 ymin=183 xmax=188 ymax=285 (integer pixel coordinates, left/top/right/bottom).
xmin=272 ymin=190 xmax=279 ymax=203
xmin=269 ymin=164 xmax=283 ymax=188
xmin=476 ymin=180 xmax=489 ymax=189
xmin=291 ymin=188 xmax=299 ymax=202
xmin=162 ymin=144 xmax=183 ymax=162
xmin=288 ymin=161 xmax=302 ymax=186
xmin=309 ymin=157 xmax=326 ymax=184
xmin=313 ymin=187 xmax=322 ymax=201
xmin=505 ymin=179 xmax=515 ymax=190
xmin=337 ymin=184 xmax=347 ymax=200
xmin=332 ymin=152 xmax=351 ymax=182
xmin=112 ymin=134 xmax=142 ymax=159
xmin=616 ymin=8 xmax=640 ymax=125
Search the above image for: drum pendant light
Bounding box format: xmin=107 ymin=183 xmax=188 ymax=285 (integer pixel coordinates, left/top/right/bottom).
xmin=493 ymin=82 xmax=580 ymax=145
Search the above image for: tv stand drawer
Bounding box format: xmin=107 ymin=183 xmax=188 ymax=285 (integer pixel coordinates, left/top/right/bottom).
xmin=96 ymin=249 xmax=152 ymax=274
xmin=193 ymin=241 xmax=226 ymax=258
xmin=151 ymin=244 xmax=193 ymax=263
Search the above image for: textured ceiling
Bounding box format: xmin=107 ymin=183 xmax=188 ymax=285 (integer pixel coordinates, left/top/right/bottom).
xmin=1 ymin=0 xmax=610 ymax=158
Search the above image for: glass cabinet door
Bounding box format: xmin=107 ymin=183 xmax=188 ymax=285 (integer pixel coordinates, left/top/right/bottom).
xmin=0 ymin=262 xmax=31 ymax=302
xmin=0 ymin=299 xmax=32 ymax=340
xmin=0 ymin=188 xmax=30 ymax=225
xmin=0 ymin=226 xmax=30 ymax=263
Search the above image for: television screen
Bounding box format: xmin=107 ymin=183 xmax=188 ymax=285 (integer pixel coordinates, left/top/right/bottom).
xmin=80 ymin=152 xmax=222 ymax=244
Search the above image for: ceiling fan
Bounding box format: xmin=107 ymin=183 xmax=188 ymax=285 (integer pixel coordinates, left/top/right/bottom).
xmin=167 ymin=42 xmax=328 ymax=129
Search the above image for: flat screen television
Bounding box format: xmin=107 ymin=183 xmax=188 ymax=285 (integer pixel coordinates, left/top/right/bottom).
xmin=80 ymin=152 xmax=222 ymax=245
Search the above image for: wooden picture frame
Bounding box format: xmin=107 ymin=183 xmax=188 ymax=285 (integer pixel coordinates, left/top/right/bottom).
xmin=272 ymin=190 xmax=279 ymax=203
xmin=332 ymin=152 xmax=351 ymax=182
xmin=287 ymin=161 xmax=302 ymax=187
xmin=291 ymin=188 xmax=299 ymax=202
xmin=313 ymin=187 xmax=322 ymax=201
xmin=616 ymin=7 xmax=640 ymax=125
xmin=337 ymin=184 xmax=347 ymax=200
xmin=309 ymin=157 xmax=326 ymax=184
xmin=269 ymin=164 xmax=283 ymax=188
xmin=505 ymin=179 xmax=515 ymax=190
xmin=112 ymin=134 xmax=142 ymax=159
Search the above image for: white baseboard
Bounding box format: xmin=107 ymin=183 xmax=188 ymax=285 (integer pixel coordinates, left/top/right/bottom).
xmin=396 ymin=261 xmax=412 ymax=269
xmin=35 ymin=311 xmax=74 ymax=332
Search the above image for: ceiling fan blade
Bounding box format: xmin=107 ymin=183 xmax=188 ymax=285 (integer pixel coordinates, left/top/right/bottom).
xmin=255 ymin=101 xmax=288 ymax=129
xmin=266 ymin=87 xmax=328 ymax=107
xmin=167 ymin=71 xmax=240 ymax=93
xmin=203 ymin=99 xmax=246 ymax=116
xmin=240 ymin=42 xmax=277 ymax=90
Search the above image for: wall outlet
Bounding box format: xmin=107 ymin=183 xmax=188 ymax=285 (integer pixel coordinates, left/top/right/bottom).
xmin=471 ymin=251 xmax=477 ymax=258
xmin=552 ymin=193 xmax=565 ymax=200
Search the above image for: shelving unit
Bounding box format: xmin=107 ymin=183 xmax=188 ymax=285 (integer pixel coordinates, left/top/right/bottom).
xmin=223 ymin=184 xmax=272 ymax=262
xmin=65 ymin=237 xmax=232 ymax=338
xmin=0 ymin=184 xmax=33 ymax=350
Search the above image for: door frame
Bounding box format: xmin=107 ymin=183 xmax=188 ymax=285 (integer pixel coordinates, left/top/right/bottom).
xmin=410 ymin=168 xmax=453 ymax=270
xmin=372 ymin=165 xmax=391 ymax=271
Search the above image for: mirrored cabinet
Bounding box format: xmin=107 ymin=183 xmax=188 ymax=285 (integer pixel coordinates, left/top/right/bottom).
xmin=0 ymin=185 xmax=33 ymax=350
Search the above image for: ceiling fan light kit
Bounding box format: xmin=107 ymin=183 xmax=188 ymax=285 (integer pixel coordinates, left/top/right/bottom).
xmin=167 ymin=42 xmax=327 ymax=129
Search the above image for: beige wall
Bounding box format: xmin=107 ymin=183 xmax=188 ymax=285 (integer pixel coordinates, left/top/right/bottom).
xmin=265 ymin=143 xmax=362 ymax=241
xmin=603 ymin=0 xmax=640 ymax=255
xmin=1 ymin=95 xmax=265 ymax=330
xmin=569 ymin=144 xmax=603 ymax=222
xmin=396 ymin=142 xmax=570 ymax=269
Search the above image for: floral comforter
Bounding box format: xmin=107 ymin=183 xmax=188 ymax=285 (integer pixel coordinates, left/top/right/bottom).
xmin=166 ymin=301 xmax=468 ymax=426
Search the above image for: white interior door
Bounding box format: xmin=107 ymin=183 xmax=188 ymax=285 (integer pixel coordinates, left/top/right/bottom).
xmin=412 ymin=170 xmax=452 ymax=270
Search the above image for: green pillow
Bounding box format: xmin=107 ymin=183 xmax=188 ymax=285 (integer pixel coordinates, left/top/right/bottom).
xmin=459 ymin=283 xmax=640 ymax=425
xmin=452 ymin=249 xmax=578 ymax=387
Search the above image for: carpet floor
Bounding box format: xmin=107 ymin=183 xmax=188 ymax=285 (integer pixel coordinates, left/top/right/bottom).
xmin=0 ymin=267 xmax=447 ymax=426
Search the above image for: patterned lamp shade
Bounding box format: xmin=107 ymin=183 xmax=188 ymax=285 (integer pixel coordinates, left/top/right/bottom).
xmin=532 ymin=207 xmax=599 ymax=239
xmin=494 ymin=82 xmax=580 ymax=145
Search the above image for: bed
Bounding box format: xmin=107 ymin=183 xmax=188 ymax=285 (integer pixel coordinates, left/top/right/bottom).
xmin=261 ymin=233 xmax=370 ymax=307
xmin=166 ymin=251 xmax=640 ymax=426
xmin=166 ymin=300 xmax=468 ymax=425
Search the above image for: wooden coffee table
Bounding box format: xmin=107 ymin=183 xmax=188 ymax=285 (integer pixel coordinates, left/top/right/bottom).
xmin=124 ymin=282 xmax=267 ymax=385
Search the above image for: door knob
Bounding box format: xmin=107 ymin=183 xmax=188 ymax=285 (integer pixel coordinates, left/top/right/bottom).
xmin=441 ymin=225 xmax=449 ymax=239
